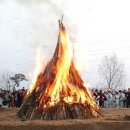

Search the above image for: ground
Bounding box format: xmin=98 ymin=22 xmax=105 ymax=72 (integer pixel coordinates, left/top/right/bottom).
xmin=0 ymin=108 xmax=130 ymax=130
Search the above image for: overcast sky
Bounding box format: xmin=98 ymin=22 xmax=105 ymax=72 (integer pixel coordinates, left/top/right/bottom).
xmin=0 ymin=0 xmax=130 ymax=89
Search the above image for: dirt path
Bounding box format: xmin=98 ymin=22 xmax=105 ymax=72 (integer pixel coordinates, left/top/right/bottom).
xmin=0 ymin=108 xmax=130 ymax=130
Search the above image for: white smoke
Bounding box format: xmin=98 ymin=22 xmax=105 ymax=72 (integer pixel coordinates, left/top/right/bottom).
xmin=11 ymin=0 xmax=79 ymax=60
xmin=0 ymin=0 xmax=90 ymax=73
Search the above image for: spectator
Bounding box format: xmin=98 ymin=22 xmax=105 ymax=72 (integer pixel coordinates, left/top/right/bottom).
xmin=0 ymin=96 xmax=3 ymax=108
xmin=93 ymin=89 xmax=99 ymax=105
xmin=10 ymin=93 xmax=14 ymax=107
xmin=119 ymin=90 xmax=125 ymax=108
xmin=114 ymin=91 xmax=120 ymax=108
xmin=98 ymin=90 xmax=105 ymax=107
xmin=104 ymin=91 xmax=108 ymax=108
xmin=106 ymin=90 xmax=113 ymax=108
xmin=4 ymin=92 xmax=10 ymax=107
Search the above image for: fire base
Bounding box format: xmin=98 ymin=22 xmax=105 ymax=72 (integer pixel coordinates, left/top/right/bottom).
xmin=18 ymin=102 xmax=94 ymax=120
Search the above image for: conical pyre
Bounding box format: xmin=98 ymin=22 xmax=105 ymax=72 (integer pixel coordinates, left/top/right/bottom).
xmin=18 ymin=20 xmax=99 ymax=120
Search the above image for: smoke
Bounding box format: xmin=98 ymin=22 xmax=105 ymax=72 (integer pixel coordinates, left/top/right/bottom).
xmin=15 ymin=1 xmax=77 ymax=44
xmin=15 ymin=0 xmax=89 ymax=71
xmin=0 ymin=0 xmax=89 ymax=74
xmin=12 ymin=0 xmax=79 ymax=60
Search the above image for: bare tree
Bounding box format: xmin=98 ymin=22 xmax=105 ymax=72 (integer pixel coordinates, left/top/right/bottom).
xmin=98 ymin=54 xmax=125 ymax=90
xmin=0 ymin=70 xmax=14 ymax=91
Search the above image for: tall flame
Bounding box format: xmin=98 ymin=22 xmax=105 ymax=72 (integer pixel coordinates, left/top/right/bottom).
xmin=25 ymin=21 xmax=99 ymax=118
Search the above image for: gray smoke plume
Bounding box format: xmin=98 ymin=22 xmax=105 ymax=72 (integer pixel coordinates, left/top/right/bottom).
xmin=13 ymin=0 xmax=78 ymax=59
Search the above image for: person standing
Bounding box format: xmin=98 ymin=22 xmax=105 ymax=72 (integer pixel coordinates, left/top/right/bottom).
xmin=103 ymin=91 xmax=108 ymax=108
xmin=115 ymin=92 xmax=120 ymax=108
xmin=107 ymin=91 xmax=113 ymax=108
xmin=0 ymin=96 xmax=3 ymax=108
xmin=4 ymin=92 xmax=10 ymax=108
xmin=98 ymin=90 xmax=105 ymax=107
xmin=119 ymin=90 xmax=125 ymax=108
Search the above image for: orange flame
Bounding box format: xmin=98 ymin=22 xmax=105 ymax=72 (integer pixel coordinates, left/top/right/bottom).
xmin=26 ymin=22 xmax=99 ymax=117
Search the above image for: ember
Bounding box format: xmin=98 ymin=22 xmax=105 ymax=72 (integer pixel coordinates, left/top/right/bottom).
xmin=18 ymin=19 xmax=99 ymax=120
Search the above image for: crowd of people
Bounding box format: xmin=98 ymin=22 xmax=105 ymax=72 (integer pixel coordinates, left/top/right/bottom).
xmin=91 ymin=89 xmax=129 ymax=108
xmin=0 ymin=87 xmax=26 ymax=108
xmin=0 ymin=87 xmax=130 ymax=109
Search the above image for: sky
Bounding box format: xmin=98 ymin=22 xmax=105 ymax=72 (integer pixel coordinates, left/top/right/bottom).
xmin=0 ymin=0 xmax=130 ymax=89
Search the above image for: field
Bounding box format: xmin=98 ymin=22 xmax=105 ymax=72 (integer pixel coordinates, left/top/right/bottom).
xmin=0 ymin=108 xmax=130 ymax=130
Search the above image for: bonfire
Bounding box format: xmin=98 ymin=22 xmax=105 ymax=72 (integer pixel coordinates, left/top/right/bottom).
xmin=18 ymin=19 xmax=99 ymax=120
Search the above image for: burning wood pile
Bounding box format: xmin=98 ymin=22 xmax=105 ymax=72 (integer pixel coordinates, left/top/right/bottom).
xmin=18 ymin=19 xmax=99 ymax=120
